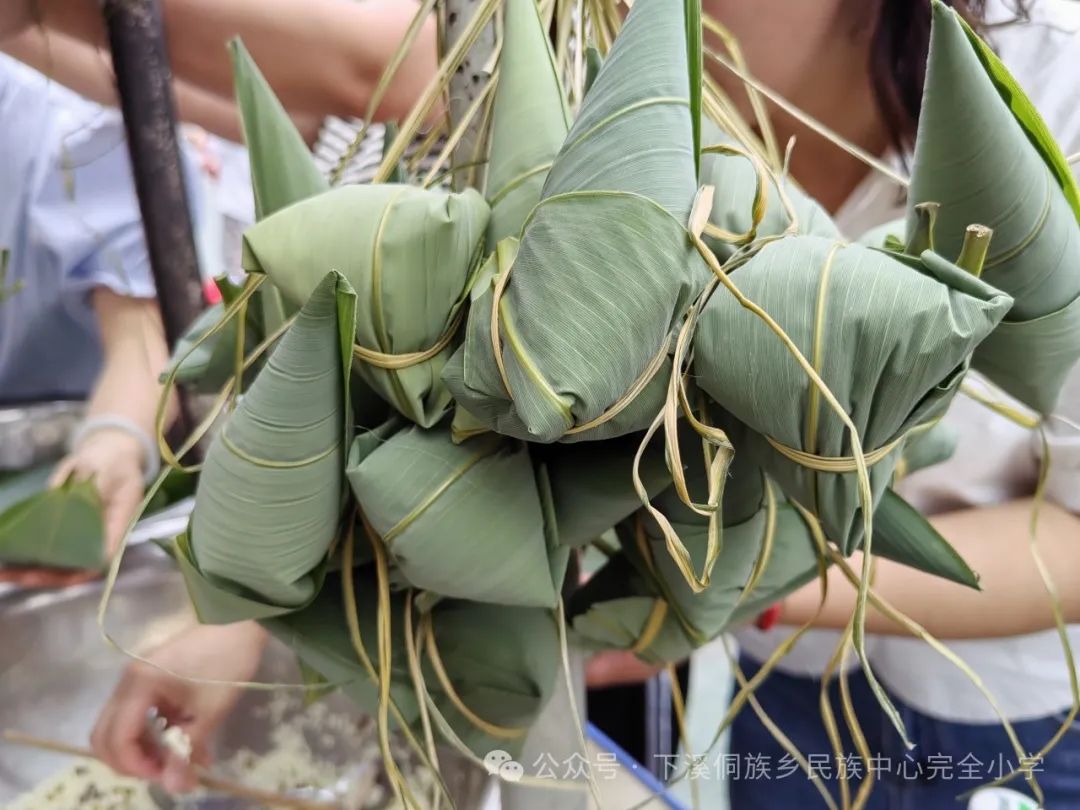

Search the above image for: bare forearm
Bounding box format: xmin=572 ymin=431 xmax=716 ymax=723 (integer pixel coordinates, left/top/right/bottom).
xmin=781 ymin=499 xmax=1080 ymax=638
xmin=88 ymin=289 xmax=178 ymax=436
xmin=1 ymin=28 xmax=319 ymax=143
xmin=34 ymin=0 xmax=436 ymax=124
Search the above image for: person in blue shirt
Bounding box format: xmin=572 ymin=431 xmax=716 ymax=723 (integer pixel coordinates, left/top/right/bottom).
xmin=0 ymin=55 xmax=180 ymax=587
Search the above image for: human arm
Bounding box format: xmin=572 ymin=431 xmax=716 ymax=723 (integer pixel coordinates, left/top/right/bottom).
xmin=26 ymin=0 xmax=437 ymax=126
xmin=91 ymin=622 xmax=269 ymax=793
xmin=47 ymin=289 xmax=179 ymax=554
xmin=780 ymin=498 xmax=1080 ymax=638
xmin=0 ymin=27 xmax=322 ymax=143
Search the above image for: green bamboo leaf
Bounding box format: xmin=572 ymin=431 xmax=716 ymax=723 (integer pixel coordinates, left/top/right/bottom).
xmin=543 ymin=432 xmax=672 ymax=547
xmin=898 ymin=421 xmax=959 ymax=476
xmin=230 ymin=38 xmax=328 ymax=220
xmin=445 ymin=0 xmax=708 ymax=443
xmin=952 ymin=3 xmax=1080 ymax=221
xmin=694 ymin=237 xmax=1013 ymax=554
xmin=231 ymin=36 xmax=332 ymax=340
xmin=910 ymin=2 xmax=1080 ymax=413
xmin=685 ymin=0 xmax=702 ymax=176
xmin=0 ymin=467 xmax=104 ymax=570
xmin=187 ymin=271 xmax=356 ymax=611
xmin=347 ymin=424 xmax=564 ymax=608
xmin=873 ymin=488 xmax=980 ymax=589
xmin=243 ymin=184 xmax=489 ymax=427
xmin=264 ymin=571 xmax=561 ymax=757
xmin=261 ymin=571 xmax=420 ymax=720
xmin=699 ymin=118 xmax=838 ymax=260
xmin=583 ymin=46 xmax=603 ymax=98
xmin=484 ymin=0 xmax=570 ymax=249
xmin=162 ymin=298 xmax=261 ymax=393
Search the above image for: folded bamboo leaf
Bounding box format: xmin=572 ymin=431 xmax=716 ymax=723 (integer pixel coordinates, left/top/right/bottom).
xmin=347 ymin=424 xmax=565 ymax=607
xmin=872 ymin=488 xmax=980 ymax=589
xmin=570 ymin=448 xmax=769 ymax=663
xmin=162 ymin=296 xmax=266 ymax=393
xmin=700 ymin=118 xmax=838 ymax=259
xmin=542 ymin=432 xmax=672 ymax=547
xmin=261 ymin=570 xmax=420 ymax=722
xmin=264 ymin=570 xmax=561 ymax=757
xmin=231 ymin=37 xmax=332 ymax=336
xmin=445 ymin=0 xmax=709 ymax=443
xmin=188 ymin=271 xmax=355 ymax=610
xmin=726 ymin=503 xmax=823 ymax=626
xmin=484 ymin=0 xmax=570 ymax=249
xmin=231 ymin=38 xmax=328 ymax=220
xmin=423 ymin=599 xmax=561 ymax=756
xmin=908 ymin=2 xmax=1080 ymax=412
xmin=694 ymin=237 xmax=1013 ymax=554
xmin=0 ymin=466 xmax=104 ymax=570
xmin=571 ymin=494 xmax=820 ymax=663
xmin=243 ymin=184 xmax=489 ymax=427
xmin=897 ymin=421 xmax=959 ymax=477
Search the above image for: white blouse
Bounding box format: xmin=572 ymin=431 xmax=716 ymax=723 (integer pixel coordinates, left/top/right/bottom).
xmin=736 ymin=0 xmax=1080 ymax=722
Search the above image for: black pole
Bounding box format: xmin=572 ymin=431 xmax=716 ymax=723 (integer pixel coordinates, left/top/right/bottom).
xmin=102 ymin=0 xmax=203 ymax=349
xmin=103 ymin=0 xmax=201 ymax=448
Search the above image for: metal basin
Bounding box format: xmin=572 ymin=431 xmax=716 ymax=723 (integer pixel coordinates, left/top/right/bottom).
xmin=0 ymin=547 xmax=491 ymax=808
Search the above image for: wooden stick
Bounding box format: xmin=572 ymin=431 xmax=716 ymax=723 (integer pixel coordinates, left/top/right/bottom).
xmin=1 ymin=729 xmax=340 ymax=810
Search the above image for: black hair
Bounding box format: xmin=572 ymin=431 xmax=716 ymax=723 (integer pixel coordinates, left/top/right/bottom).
xmin=867 ymin=0 xmax=1030 ymax=154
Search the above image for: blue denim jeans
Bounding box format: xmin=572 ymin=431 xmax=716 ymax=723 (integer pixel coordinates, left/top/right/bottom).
xmin=728 ymin=654 xmax=1080 ymax=809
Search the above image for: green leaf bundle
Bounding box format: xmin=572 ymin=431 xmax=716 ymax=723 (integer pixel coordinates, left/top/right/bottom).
xmin=694 ymin=237 xmax=1013 ymax=554
xmin=184 ymin=271 xmax=354 ymax=615
xmin=242 ymin=184 xmax=489 ymax=427
xmin=908 ymin=1 xmax=1080 ymax=413
xmin=445 ymin=0 xmax=709 ymax=443
xmin=347 ymin=423 xmax=565 ymax=608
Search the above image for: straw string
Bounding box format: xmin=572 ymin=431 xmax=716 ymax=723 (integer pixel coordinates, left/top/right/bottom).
xmin=352 ymin=309 xmax=464 ymax=370
xmin=419 ymin=612 xmax=528 ymax=741
xmin=764 ymin=426 xmax=922 ymax=474
xmin=630 ymin=598 xmax=670 ymax=655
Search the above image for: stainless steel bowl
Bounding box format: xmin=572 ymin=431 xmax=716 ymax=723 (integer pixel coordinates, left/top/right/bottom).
xmin=0 ymin=548 xmax=491 ymax=808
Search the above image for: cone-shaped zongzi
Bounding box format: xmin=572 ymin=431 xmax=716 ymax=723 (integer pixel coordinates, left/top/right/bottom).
xmin=188 ymin=272 xmax=355 ymax=610
xmin=445 ymin=0 xmax=709 ymax=443
xmin=242 ymin=184 xmax=489 ymax=427
xmin=347 ymin=423 xmax=565 ymax=607
xmin=908 ymin=2 xmax=1080 ymax=413
xmin=694 ymin=237 xmax=1013 ymax=554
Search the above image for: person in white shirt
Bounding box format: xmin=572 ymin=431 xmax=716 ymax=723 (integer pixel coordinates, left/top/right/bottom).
xmin=727 ymin=1 xmax=1080 ymax=807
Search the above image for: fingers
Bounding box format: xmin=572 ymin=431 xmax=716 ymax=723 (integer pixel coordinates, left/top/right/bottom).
xmin=102 ymin=480 xmax=144 ymax=556
xmin=585 ymin=650 xmax=664 ymax=689
xmin=0 ymin=566 xmax=98 ymax=589
xmin=160 ymin=750 xmax=199 ymax=794
xmin=47 ymin=455 xmax=80 ymax=488
xmin=90 ymin=672 xmax=164 ymax=782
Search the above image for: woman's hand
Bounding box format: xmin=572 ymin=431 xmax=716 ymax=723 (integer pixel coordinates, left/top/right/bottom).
xmin=52 ymin=427 xmax=147 ymax=556
xmin=0 ymin=428 xmax=147 ymax=590
xmin=91 ymin=622 xmax=268 ymax=793
xmin=585 ymin=649 xmax=663 ymax=689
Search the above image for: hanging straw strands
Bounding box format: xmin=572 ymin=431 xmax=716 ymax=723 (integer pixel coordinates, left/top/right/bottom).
xmin=63 ymin=0 xmax=1080 ymax=805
